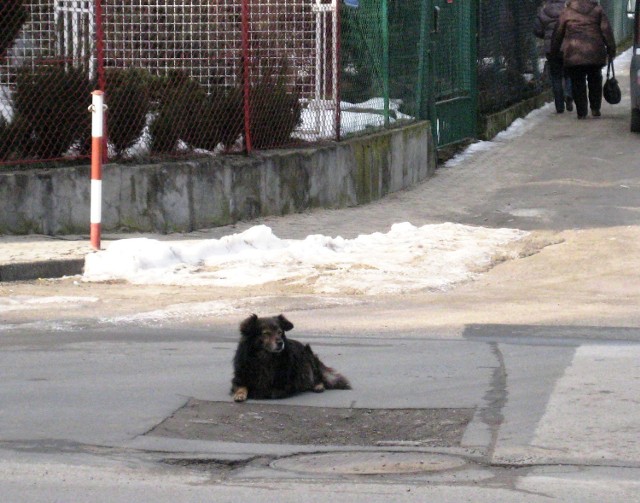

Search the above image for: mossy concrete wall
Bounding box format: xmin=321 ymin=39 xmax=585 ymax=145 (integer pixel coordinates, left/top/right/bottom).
xmin=478 ymin=91 xmax=552 ymax=141
xmin=0 ymin=121 xmax=435 ymax=235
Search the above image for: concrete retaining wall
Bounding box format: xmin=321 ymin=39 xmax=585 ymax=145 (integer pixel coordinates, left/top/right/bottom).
xmin=0 ymin=121 xmax=435 ymax=235
xmin=478 ymin=91 xmax=552 ymax=141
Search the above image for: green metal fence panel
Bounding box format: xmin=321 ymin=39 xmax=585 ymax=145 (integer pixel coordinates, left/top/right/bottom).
xmin=430 ymin=0 xmax=478 ymax=147
xmin=340 ymin=0 xmax=477 ymax=147
xmin=339 ymin=0 xmax=634 ymax=149
xmin=340 ymin=0 xmax=430 ymax=136
xmin=387 ymin=0 xmax=430 ymax=121
xmin=340 ymin=0 xmax=388 ymax=135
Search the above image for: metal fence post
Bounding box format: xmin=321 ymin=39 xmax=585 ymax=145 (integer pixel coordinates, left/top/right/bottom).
xmin=241 ymin=0 xmax=252 ymax=153
xmin=94 ymin=0 xmax=108 ymax=165
xmin=334 ymin=0 xmax=342 ymax=141
xmin=381 ymin=0 xmax=390 ymax=127
xmin=416 ymin=0 xmax=430 ymax=120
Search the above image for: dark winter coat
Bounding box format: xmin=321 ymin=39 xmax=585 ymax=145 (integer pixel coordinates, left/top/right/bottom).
xmin=550 ymin=0 xmax=616 ymax=67
xmin=533 ymin=0 xmax=568 ymax=55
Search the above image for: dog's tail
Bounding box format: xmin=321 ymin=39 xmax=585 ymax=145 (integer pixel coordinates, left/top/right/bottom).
xmin=318 ymin=361 xmax=352 ymax=390
xmin=305 ymin=345 xmax=351 ymax=390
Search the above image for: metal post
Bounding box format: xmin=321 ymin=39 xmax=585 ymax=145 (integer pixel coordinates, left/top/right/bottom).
xmin=95 ymin=0 xmax=105 ymax=92
xmin=241 ymin=0 xmax=252 ymax=153
xmin=381 ymin=0 xmax=390 ymax=127
xmin=334 ymin=0 xmax=341 ymax=141
xmin=314 ymin=0 xmax=323 ymax=135
xmin=94 ymin=0 xmax=107 ymax=165
xmin=416 ymin=0 xmax=429 ymax=120
xmin=89 ymin=90 xmax=104 ymax=250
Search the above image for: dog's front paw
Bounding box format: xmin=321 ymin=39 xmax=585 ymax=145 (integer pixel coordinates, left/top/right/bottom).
xmin=233 ymin=386 xmax=248 ymax=402
xmin=313 ymin=383 xmax=325 ymax=393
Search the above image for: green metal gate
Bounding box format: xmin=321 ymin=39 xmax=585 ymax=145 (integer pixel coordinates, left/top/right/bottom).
xmin=428 ymin=0 xmax=478 ymax=147
xmin=340 ymin=0 xmax=478 ymax=148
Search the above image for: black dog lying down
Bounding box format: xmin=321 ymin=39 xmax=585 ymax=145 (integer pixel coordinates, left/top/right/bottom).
xmin=231 ymin=314 xmax=351 ymax=402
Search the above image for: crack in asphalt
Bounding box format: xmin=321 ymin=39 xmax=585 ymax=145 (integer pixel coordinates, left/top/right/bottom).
xmin=479 ymin=342 xmax=508 ymax=462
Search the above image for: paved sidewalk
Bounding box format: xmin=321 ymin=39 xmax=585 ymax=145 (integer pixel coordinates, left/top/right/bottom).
xmin=1 ymin=52 xmax=637 ymax=282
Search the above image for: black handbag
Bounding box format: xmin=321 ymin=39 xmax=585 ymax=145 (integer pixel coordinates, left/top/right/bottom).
xmin=603 ymin=61 xmax=621 ymax=105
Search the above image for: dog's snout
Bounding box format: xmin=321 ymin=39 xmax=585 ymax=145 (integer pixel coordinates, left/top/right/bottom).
xmin=259 ymin=324 xmax=286 ymax=353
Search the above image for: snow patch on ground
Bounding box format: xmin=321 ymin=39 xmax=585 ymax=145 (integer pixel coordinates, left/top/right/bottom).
xmin=84 ymin=222 xmax=529 ymax=295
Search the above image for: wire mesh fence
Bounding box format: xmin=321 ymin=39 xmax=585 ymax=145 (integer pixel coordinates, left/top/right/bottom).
xmin=1 ymin=0 xmax=94 ymax=163
xmin=340 ymin=0 xmax=428 ymax=135
xmin=0 ymin=0 xmax=430 ymax=166
xmin=0 ymin=0 xmax=343 ymax=165
xmin=478 ymin=0 xmax=545 ymax=115
xmin=101 ymin=1 xmax=336 ymax=153
xmin=0 ymin=1 xmax=635 ymax=167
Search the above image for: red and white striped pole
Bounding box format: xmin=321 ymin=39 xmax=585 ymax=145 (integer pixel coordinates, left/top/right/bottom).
xmin=89 ymin=90 xmax=105 ymax=250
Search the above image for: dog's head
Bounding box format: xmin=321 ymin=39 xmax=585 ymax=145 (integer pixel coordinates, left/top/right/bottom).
xmin=239 ymin=314 xmax=294 ymax=354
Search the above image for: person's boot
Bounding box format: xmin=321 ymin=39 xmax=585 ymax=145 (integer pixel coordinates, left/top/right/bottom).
xmin=565 ymin=97 xmax=574 ymax=112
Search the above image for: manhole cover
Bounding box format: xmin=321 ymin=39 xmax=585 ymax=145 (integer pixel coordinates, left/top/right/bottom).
xmin=271 ymin=452 xmax=466 ymax=475
xmin=149 ymin=399 xmax=474 ymax=447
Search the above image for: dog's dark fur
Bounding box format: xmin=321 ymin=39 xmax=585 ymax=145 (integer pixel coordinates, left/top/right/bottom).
xmin=231 ymin=314 xmax=351 ymax=402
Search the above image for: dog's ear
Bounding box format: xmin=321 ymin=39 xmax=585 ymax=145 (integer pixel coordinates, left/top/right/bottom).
xmin=277 ymin=314 xmax=294 ymax=332
xmin=240 ymin=314 xmax=259 ymax=336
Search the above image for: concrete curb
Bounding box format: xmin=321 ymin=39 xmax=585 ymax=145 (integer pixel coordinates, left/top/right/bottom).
xmin=0 ymin=259 xmax=84 ymax=282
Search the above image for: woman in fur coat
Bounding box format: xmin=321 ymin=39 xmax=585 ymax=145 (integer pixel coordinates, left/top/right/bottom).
xmin=551 ymin=0 xmax=616 ymax=119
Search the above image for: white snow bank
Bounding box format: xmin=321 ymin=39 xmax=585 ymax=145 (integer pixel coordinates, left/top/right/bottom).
xmin=84 ymin=223 xmax=528 ymax=295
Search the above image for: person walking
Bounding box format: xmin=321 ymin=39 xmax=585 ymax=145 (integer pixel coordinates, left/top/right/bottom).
xmin=534 ymin=0 xmax=573 ymax=114
xmin=551 ymin=0 xmax=616 ymax=119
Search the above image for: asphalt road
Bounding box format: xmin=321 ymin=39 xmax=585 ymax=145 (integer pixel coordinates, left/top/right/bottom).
xmin=1 ymin=323 xmax=639 ymax=501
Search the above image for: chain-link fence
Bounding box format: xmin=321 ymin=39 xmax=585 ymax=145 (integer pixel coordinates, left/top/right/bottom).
xmin=97 ymin=0 xmax=329 ymax=156
xmin=0 ymin=0 xmax=345 ymax=166
xmin=339 ymin=0 xmax=425 ymax=136
xmin=478 ymin=0 xmax=544 ymax=115
xmin=1 ymin=0 xmax=94 ymax=164
xmin=0 ymin=1 xmax=635 ymax=167
xmin=1 ymin=0 xmax=435 ymax=167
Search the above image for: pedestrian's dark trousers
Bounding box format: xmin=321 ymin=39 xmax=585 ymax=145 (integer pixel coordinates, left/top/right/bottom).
xmin=547 ymin=56 xmax=572 ymax=112
xmin=565 ymin=65 xmax=603 ymax=117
